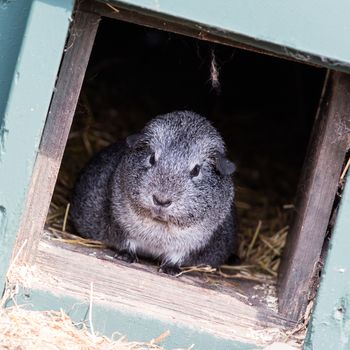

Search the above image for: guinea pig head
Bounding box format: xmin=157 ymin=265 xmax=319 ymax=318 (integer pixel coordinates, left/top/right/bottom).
xmin=122 ymin=111 xmax=235 ymax=228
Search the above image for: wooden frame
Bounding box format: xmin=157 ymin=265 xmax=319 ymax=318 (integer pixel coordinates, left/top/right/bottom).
xmin=27 ymin=233 xmax=294 ymax=346
xmin=13 ymin=9 xmax=101 ymax=265
xmin=278 ymin=71 xmax=350 ymax=320
xmin=10 ymin=0 xmax=350 ymax=343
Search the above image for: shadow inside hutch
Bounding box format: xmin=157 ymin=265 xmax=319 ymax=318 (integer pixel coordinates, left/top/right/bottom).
xmin=45 ymin=17 xmax=325 ymax=306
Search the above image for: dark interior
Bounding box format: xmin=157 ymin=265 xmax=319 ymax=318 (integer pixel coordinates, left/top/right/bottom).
xmin=82 ymin=18 xmax=325 ymax=196
xmin=52 ymin=17 xmax=326 ymax=277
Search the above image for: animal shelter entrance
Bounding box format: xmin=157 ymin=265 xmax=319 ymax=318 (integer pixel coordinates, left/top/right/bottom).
xmin=52 ymin=16 xmax=325 ymax=286
xmin=11 ymin=1 xmax=350 ymax=346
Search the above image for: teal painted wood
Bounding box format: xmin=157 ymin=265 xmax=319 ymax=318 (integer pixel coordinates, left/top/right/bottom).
xmin=0 ymin=0 xmax=74 ymax=291
xmin=304 ymin=171 xmax=350 ymax=350
xmin=109 ymin=0 xmax=350 ymax=70
xmin=0 ymin=1 xmax=31 ymax=152
xmin=8 ymin=287 xmax=259 ymax=350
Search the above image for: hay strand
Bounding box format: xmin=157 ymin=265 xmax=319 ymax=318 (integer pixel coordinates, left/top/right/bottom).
xmin=149 ymin=330 xmax=171 ymax=345
xmin=62 ymin=203 xmax=70 ymax=233
xmin=246 ymin=220 xmax=262 ymax=259
xmin=176 ymin=265 xmax=217 ymax=277
xmin=340 ymin=155 xmax=350 ymax=180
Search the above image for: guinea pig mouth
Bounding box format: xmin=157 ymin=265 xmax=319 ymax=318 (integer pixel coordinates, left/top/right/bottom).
xmin=150 ymin=208 xmax=169 ymax=223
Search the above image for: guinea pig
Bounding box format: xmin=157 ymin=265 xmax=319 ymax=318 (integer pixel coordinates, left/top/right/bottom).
xmin=71 ymin=111 xmax=237 ymax=275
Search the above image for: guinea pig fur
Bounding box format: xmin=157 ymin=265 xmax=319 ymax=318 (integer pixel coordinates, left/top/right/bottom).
xmin=71 ymin=111 xmax=237 ymax=275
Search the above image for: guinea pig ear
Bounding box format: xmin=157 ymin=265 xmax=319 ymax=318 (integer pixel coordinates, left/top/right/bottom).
xmin=126 ymin=133 xmax=145 ymax=148
xmin=215 ymin=154 xmax=236 ymax=176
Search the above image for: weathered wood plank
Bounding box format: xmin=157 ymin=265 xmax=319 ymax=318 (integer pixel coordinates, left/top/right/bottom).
xmin=12 ymin=10 xmax=100 ymax=265
xmin=8 ymin=237 xmax=294 ymax=346
xmin=42 ymin=231 xmax=281 ymax=311
xmin=278 ymin=71 xmax=350 ymax=321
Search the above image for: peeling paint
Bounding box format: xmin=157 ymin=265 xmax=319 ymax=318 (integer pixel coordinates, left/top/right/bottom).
xmin=0 ymin=121 xmax=9 ymax=159
xmin=0 ymin=206 xmax=7 ymax=238
xmin=336 ymin=268 xmax=346 ymax=273
xmin=334 ymin=307 xmax=344 ymax=320
xmin=14 ymin=71 xmax=20 ymax=84
xmin=320 ymin=56 xmax=350 ymax=68
xmin=333 ymin=298 xmax=347 ymax=321
xmin=333 ymin=298 xmax=350 ymax=346
xmin=282 ymin=46 xmax=312 ymax=63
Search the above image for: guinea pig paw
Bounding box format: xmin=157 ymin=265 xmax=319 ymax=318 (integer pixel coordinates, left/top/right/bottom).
xmin=158 ymin=264 xmax=181 ymax=276
xmin=114 ymin=250 xmax=137 ymax=263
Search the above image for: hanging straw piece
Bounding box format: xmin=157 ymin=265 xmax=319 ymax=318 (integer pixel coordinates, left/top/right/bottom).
xmin=210 ymin=48 xmax=221 ymax=93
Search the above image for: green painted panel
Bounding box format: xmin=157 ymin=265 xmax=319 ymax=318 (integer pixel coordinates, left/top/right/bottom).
xmin=8 ymin=287 xmax=259 ymax=350
xmin=109 ymin=0 xmax=350 ymax=70
xmin=304 ymin=171 xmax=350 ymax=350
xmin=0 ymin=1 xmax=31 ymax=154
xmin=0 ymin=0 xmax=74 ymax=291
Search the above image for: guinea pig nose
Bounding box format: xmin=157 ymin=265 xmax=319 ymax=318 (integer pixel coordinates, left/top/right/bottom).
xmin=152 ymin=195 xmax=172 ymax=208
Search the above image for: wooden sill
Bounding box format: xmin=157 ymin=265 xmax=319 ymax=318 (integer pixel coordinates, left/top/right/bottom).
xmin=9 ymin=232 xmax=296 ymax=346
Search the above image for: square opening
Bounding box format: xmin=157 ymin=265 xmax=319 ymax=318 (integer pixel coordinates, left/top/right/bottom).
xmin=47 ymin=17 xmax=324 ymax=302
xmin=13 ymin=4 xmax=336 ymax=345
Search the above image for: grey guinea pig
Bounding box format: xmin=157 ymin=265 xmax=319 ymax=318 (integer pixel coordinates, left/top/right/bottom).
xmin=71 ymin=111 xmax=237 ymax=275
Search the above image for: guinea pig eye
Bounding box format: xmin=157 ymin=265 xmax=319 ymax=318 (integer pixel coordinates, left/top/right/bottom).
xmin=149 ymin=152 xmax=156 ymax=166
xmin=190 ymin=164 xmax=201 ymax=178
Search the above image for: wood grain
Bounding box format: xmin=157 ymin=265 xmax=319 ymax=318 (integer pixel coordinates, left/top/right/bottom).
xmin=20 ymin=237 xmax=295 ymax=346
xmin=12 ymin=10 xmax=101 ymax=265
xmin=44 ymin=231 xmax=283 ymax=311
xmin=278 ymin=71 xmax=350 ymax=321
